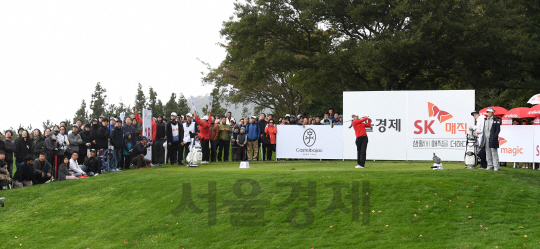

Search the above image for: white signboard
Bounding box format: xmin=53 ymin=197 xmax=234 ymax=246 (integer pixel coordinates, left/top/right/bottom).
xmin=535 ymin=126 xmax=540 ymax=163
xmin=208 ymin=96 xmax=214 ymax=112
xmin=343 ymin=90 xmax=475 ymax=161
xmin=190 ymin=96 xmax=196 ymax=112
xmin=343 ymin=91 xmax=407 ymax=160
xmin=276 ymin=125 xmax=343 ymax=159
xmin=120 ymin=112 xmax=126 ymax=124
xmin=142 ymin=109 xmax=153 ymax=160
xmin=498 ymin=126 xmax=535 ymax=163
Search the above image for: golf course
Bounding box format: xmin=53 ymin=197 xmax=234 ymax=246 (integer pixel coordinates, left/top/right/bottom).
xmin=2 ymin=160 xmax=540 ymax=248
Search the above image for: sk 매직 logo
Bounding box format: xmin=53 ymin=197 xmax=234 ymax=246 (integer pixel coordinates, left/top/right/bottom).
xmin=303 ymin=128 xmax=316 ymax=147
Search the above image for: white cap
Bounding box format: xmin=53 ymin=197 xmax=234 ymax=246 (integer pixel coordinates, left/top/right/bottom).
xmin=181 ymin=115 xmax=184 ymax=119
xmin=171 ymin=112 xmax=177 ymax=116
xmin=202 ymin=115 xmax=208 ymax=120
xmin=351 ymin=113 xmax=359 ymax=118
xmin=486 ymin=108 xmax=495 ymax=113
xmin=285 ymin=114 xmax=290 ymax=117
xmin=186 ymin=113 xmax=193 ymax=117
xmin=251 ymin=116 xmax=257 ymax=119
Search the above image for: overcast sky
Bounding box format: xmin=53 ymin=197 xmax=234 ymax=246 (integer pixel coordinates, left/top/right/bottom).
xmin=0 ymin=0 xmax=237 ymax=131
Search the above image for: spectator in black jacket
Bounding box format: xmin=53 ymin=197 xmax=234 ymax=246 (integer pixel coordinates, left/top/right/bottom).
xmin=44 ymin=134 xmax=60 ymax=166
xmin=111 ymin=120 xmax=124 ymax=171
xmin=131 ymin=136 xmax=152 ymax=169
xmin=3 ymin=130 xmax=16 ymax=177
xmin=89 ymin=119 xmax=99 ymax=149
xmin=256 ymin=113 xmax=268 ymax=161
xmin=33 ymin=153 xmax=52 ymax=184
xmin=166 ymin=112 xmax=184 ymax=165
xmin=0 ymin=161 xmax=11 ymax=190
xmin=95 ymin=119 xmax=109 ymax=151
xmin=13 ymin=155 xmax=34 ymax=188
xmin=32 ymin=129 xmax=45 ymax=159
xmin=78 ymin=124 xmax=91 ymax=164
xmin=82 ymin=149 xmax=100 ymax=176
xmin=154 ymin=115 xmax=167 ymax=165
xmin=122 ymin=117 xmax=136 ymax=146
xmin=15 ymin=130 xmax=32 ymax=170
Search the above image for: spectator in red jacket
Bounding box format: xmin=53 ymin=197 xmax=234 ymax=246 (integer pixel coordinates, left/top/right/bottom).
xmin=264 ymin=119 xmax=277 ymax=161
xmin=351 ymin=114 xmax=371 ymax=169
xmin=194 ymin=110 xmax=212 ymax=164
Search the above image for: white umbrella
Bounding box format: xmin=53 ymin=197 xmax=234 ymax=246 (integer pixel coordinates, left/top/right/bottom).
xmin=527 ymin=94 xmax=540 ymax=105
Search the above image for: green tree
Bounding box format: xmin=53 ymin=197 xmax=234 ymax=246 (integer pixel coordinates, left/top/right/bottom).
xmin=241 ymin=106 xmax=249 ymax=119
xmin=74 ymin=99 xmax=89 ymax=124
xmin=155 ymin=99 xmax=165 ymax=117
xmin=90 ymin=82 xmax=107 ymax=118
xmin=202 ymin=88 xmax=227 ymax=116
xmin=148 ymin=87 xmax=158 ymax=115
xmin=117 ymin=99 xmax=130 ymax=116
xmin=164 ymin=93 xmax=179 ymax=118
xmin=177 ymin=93 xmax=190 ymax=116
xmin=42 ymin=120 xmax=55 ymax=131
xmin=134 ymin=83 xmax=147 ymax=111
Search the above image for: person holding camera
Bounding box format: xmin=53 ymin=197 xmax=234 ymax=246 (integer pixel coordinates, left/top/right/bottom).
xmin=131 ymin=136 xmax=152 ymax=169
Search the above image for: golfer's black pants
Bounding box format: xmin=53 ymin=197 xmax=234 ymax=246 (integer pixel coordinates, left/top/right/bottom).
xmin=169 ymin=142 xmax=181 ymax=164
xmin=218 ymin=139 xmax=230 ymax=161
xmin=356 ymin=136 xmax=368 ymax=166
xmin=479 ymin=146 xmax=487 ymax=168
xmin=201 ymin=139 xmax=210 ymax=162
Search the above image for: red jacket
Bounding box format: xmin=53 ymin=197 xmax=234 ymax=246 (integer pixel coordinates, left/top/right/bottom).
xmin=194 ymin=114 xmax=212 ymax=140
xmin=135 ymin=113 xmax=157 ymax=141
xmin=352 ymin=117 xmax=371 ymax=137
xmin=265 ymin=125 xmax=277 ymax=144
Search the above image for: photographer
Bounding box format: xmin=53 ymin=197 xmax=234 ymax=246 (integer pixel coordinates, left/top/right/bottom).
xmin=131 ymin=136 xmax=152 ymax=169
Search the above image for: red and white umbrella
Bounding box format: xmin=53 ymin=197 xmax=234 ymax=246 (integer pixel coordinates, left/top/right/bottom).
xmin=479 ymin=106 xmax=507 ymax=117
xmin=527 ymin=94 xmax=540 ymax=105
xmin=528 ymin=105 xmax=540 ymax=117
xmin=502 ymin=107 xmax=536 ymax=119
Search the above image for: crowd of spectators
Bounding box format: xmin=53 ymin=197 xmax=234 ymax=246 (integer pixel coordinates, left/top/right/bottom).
xmin=0 ymin=108 xmax=343 ymax=190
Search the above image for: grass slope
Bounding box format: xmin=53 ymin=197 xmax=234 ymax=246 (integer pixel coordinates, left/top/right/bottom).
xmin=2 ymin=161 xmax=540 ymax=248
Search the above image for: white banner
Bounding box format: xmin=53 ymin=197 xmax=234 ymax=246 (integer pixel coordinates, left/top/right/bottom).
xmin=190 ymin=96 xmax=196 ymax=112
xmin=208 ymin=96 xmax=214 ymax=112
xmin=497 ymin=126 xmax=535 ymax=163
xmin=535 ymin=126 xmax=540 ymax=163
xmin=276 ymin=125 xmax=343 ymax=159
xmin=343 ymin=90 xmax=475 ymax=161
xmin=142 ymin=109 xmax=153 ymax=160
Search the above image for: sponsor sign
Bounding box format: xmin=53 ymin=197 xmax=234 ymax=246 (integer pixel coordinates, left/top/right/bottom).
xmin=276 ymin=125 xmax=343 ymax=159
xmin=142 ymin=109 xmax=153 ymax=160
xmin=343 ymin=90 xmax=475 ymax=161
xmin=497 ymin=126 xmax=534 ymax=162
xmin=535 ymin=126 xmax=540 ymax=163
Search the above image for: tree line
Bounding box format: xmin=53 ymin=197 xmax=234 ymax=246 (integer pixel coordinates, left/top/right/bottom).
xmin=203 ymin=0 xmax=540 ymax=117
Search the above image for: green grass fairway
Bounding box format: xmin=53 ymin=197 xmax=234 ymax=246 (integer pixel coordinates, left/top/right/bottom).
xmin=2 ymin=160 xmax=540 ymax=248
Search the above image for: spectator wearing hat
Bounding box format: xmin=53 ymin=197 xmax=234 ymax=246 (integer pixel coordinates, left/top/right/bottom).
xmin=82 ymin=149 xmax=100 ymax=176
xmin=66 ymin=124 xmax=83 ymax=160
xmin=218 ymin=116 xmax=232 ymax=162
xmin=246 ymin=116 xmax=260 ymax=161
xmin=471 ymin=111 xmax=487 ymax=169
xmin=480 ymin=108 xmax=501 ymax=171
xmin=337 ymin=115 xmax=344 ymax=125
xmin=33 ymin=152 xmax=53 ymax=184
xmin=13 ymin=155 xmax=35 ymax=188
xmin=15 ymin=129 xmax=33 ymax=172
xmin=209 ymin=118 xmax=220 ymax=162
xmin=110 ymin=120 xmax=124 ymax=170
xmin=194 ymin=110 xmax=212 ymax=164
xmin=351 ymin=114 xmax=371 ymax=169
xmin=154 ymin=115 xmax=167 ymax=165
xmin=264 ymin=119 xmax=277 ymax=161
xmin=131 ymin=136 xmax=152 ymax=169
xmin=109 ymin=118 xmax=116 ymax=131
xmin=181 ymin=113 xmax=198 ymax=163
xmin=166 ymin=112 xmax=184 ymax=165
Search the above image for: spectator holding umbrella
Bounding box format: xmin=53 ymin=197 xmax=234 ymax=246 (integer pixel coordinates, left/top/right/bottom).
xmin=480 ymin=108 xmax=501 ymax=171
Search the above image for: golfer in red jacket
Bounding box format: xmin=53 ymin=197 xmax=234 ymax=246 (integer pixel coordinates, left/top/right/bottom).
xmin=194 ymin=110 xmax=212 ymax=164
xmin=351 ymin=114 xmax=371 ymax=168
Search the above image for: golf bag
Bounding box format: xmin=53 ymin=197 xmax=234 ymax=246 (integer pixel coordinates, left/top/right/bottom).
xmin=464 ymin=128 xmax=478 ymax=168
xmin=186 ymin=137 xmax=203 ymax=167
